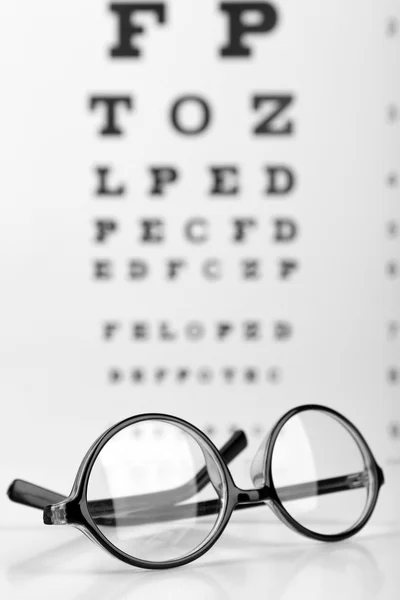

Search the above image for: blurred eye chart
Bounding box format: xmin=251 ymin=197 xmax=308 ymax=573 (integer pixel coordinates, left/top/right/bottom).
xmin=0 ymin=0 xmax=399 ymax=523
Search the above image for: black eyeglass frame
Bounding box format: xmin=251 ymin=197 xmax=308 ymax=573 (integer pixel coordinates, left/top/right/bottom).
xmin=7 ymin=404 xmax=385 ymax=570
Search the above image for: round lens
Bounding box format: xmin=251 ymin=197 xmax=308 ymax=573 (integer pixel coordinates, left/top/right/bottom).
xmin=271 ymin=409 xmax=375 ymax=535
xmin=86 ymin=419 xmax=226 ymax=563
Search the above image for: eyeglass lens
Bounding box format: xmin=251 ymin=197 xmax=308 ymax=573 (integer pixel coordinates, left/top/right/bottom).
xmin=86 ymin=420 xmax=225 ymax=563
xmin=271 ymin=410 xmax=373 ymax=535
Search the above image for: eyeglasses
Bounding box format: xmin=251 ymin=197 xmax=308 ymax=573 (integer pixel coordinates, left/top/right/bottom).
xmin=8 ymin=404 xmax=384 ymax=570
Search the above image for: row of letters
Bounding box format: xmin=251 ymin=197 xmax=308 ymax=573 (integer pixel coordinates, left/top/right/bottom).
xmin=107 ymin=3 xmax=279 ymax=59
xmin=108 ymin=366 xmax=283 ymax=384
xmin=102 ymin=320 xmax=293 ymax=341
xmin=93 ymin=258 xmax=299 ymax=281
xmin=93 ymin=217 xmax=298 ymax=244
xmin=94 ymin=165 xmax=296 ymax=198
xmin=89 ymin=94 xmax=296 ymax=137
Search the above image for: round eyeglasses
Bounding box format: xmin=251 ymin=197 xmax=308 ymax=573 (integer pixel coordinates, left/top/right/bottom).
xmin=7 ymin=405 xmax=384 ymax=569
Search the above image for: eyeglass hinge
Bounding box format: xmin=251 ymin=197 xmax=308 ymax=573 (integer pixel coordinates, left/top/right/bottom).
xmin=347 ymin=471 xmax=369 ymax=489
xmin=43 ymin=502 xmax=68 ymax=525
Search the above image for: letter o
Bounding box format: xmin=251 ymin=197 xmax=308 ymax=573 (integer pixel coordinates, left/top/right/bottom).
xmin=171 ymin=95 xmax=211 ymax=135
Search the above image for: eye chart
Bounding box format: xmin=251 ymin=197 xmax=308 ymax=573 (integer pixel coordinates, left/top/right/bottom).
xmin=0 ymin=1 xmax=399 ymax=524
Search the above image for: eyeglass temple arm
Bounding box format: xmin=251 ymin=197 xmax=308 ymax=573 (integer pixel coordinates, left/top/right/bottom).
xmin=7 ymin=480 xmax=66 ymax=510
xmin=91 ymin=470 xmax=371 ymax=527
xmin=6 ymin=430 xmax=248 ymax=512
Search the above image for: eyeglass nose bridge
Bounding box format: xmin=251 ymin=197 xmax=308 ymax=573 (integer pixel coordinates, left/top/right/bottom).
xmin=235 ymin=485 xmax=272 ymax=505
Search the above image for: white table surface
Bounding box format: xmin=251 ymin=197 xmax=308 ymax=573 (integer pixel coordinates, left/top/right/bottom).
xmin=1 ymin=510 xmax=399 ymax=600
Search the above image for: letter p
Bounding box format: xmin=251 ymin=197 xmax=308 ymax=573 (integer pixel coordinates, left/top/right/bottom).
xmin=219 ymin=2 xmax=278 ymax=57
